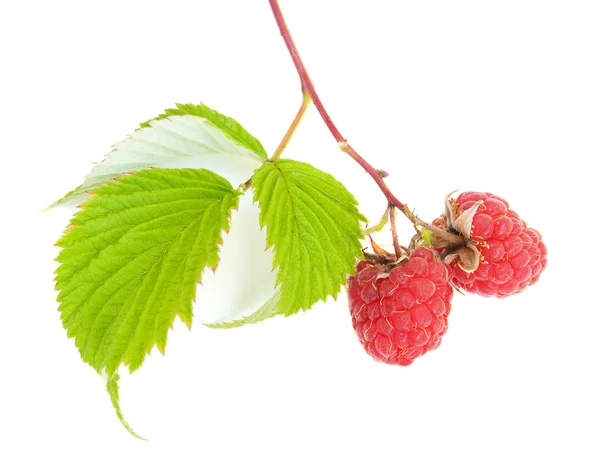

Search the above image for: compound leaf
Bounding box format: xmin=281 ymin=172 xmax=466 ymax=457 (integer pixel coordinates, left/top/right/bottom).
xmin=55 ymin=168 xmax=241 ymax=378
xmin=252 ymin=159 xmax=365 ymax=316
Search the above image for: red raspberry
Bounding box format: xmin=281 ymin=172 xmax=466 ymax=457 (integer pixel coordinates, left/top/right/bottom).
xmin=441 ymin=191 xmax=547 ymax=297
xmin=347 ymin=247 xmax=454 ymax=366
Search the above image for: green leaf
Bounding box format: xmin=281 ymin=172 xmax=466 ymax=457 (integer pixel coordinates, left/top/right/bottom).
xmin=140 ymin=103 xmax=268 ymax=159
xmin=50 ymin=114 xmax=263 ymax=208
xmin=252 ymin=159 xmax=366 ymax=316
xmin=55 ymin=168 xmax=241 ymax=377
xmin=204 ymin=289 xmax=281 ymax=329
xmin=105 ymin=372 xmax=147 ymax=440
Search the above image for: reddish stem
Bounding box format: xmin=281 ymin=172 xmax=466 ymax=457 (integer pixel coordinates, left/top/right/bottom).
xmin=268 ymin=1 xmax=399 ymax=199
xmin=268 ymin=0 xmax=464 ymax=246
xmin=268 ymin=1 xmax=343 ymax=140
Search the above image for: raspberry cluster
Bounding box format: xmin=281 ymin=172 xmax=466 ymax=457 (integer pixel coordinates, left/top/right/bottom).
xmin=347 ymin=248 xmax=453 ymax=366
xmin=348 ymin=191 xmax=546 ymax=366
xmin=440 ymin=192 xmax=547 ymax=298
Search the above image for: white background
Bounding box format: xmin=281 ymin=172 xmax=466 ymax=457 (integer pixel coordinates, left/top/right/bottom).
xmin=1 ymin=0 xmax=599 ymax=474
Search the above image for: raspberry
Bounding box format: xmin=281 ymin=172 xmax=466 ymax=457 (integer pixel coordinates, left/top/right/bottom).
xmin=439 ymin=191 xmax=547 ymax=297
xmin=347 ymin=247 xmax=454 ymax=366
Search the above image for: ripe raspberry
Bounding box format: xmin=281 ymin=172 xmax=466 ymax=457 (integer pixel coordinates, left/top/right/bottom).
xmin=347 ymin=247 xmax=454 ymax=366
xmin=438 ymin=191 xmax=547 ymax=297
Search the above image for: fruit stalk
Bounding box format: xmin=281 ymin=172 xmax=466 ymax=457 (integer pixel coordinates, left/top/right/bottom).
xmin=268 ymin=0 xmax=463 ymax=246
xmin=389 ymin=205 xmax=403 ymax=259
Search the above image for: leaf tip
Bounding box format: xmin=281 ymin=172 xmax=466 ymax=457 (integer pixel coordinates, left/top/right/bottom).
xmin=104 ymin=371 xmax=148 ymax=441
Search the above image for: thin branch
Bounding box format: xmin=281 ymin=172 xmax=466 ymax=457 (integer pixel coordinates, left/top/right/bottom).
xmin=271 ymin=89 xmax=312 ymax=160
xmin=268 ymin=0 xmax=464 ymax=246
xmin=268 ymin=0 xmax=344 ymax=142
